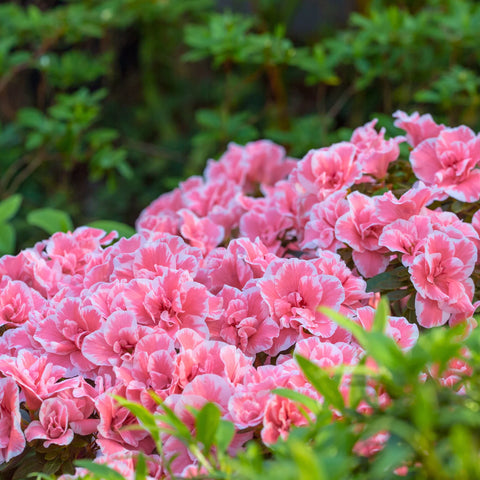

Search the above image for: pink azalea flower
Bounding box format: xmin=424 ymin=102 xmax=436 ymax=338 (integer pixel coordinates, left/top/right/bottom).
xmin=0 ymin=350 xmax=79 ymax=410
xmin=25 ymin=397 xmax=75 ymax=447
xmin=294 ymin=337 xmax=361 ymax=367
xmin=335 ymin=192 xmax=390 ymax=277
xmin=393 ymin=110 xmax=445 ymax=147
xmin=178 ymin=208 xmax=224 ymax=254
xmin=124 ymin=270 xmax=210 ymax=337
xmin=114 ymin=332 xmax=176 ymax=406
xmin=199 ymin=237 xmax=275 ymax=294
xmin=212 ymin=286 xmax=280 ymax=356
xmin=410 ymin=126 xmax=480 ymax=202
xmin=375 ymin=182 xmax=440 ymax=223
xmin=40 ymin=227 xmax=117 ymax=276
xmin=354 ymin=306 xmax=419 ymax=351
xmin=261 ymin=394 xmax=311 ymax=444
xmin=96 ymin=384 xmax=156 ymax=455
xmin=131 ymin=234 xmax=202 ymax=280
xmin=350 ymin=119 xmax=402 ymax=178
xmin=311 ymin=251 xmax=371 ymax=311
xmin=410 ymin=232 xmax=477 ymax=327
xmin=378 ymin=215 xmax=433 ymax=266
xmin=0 ymin=377 xmax=25 ymax=463
xmin=258 ymin=258 xmax=345 ymax=354
xmin=0 ymin=279 xmax=46 ymax=328
xmin=291 ymin=142 xmax=362 ymax=203
xmin=82 ymin=311 xmax=153 ymax=367
xmin=239 ymin=206 xmax=294 ymax=254
xmin=34 ymin=297 xmax=102 ymax=376
xmin=301 ymin=190 xmax=349 ymax=251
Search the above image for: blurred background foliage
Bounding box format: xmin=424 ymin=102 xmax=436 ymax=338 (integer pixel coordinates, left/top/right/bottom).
xmin=1 ymin=0 xmax=480 ymax=252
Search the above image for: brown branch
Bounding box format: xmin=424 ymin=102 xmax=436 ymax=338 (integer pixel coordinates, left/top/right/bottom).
xmin=0 ymin=34 xmax=61 ymax=96
xmin=4 ymin=152 xmax=46 ymax=197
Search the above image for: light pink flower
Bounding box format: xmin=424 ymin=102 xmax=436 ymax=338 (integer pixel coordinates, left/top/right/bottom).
xmin=292 ymin=142 xmax=362 ymax=203
xmin=198 ymin=237 xmax=275 ymax=294
xmin=40 ymin=227 xmax=117 ymax=276
xmin=379 ymin=215 xmax=433 ymax=266
xmin=34 ymin=297 xmax=102 ymax=376
xmin=96 ymin=384 xmax=156 ymax=455
xmin=0 ymin=350 xmax=78 ymax=410
xmin=124 ymin=270 xmax=210 ymax=337
xmin=0 ymin=377 xmax=25 ymax=463
xmin=239 ymin=206 xmax=294 ymax=254
xmin=212 ymin=286 xmax=279 ymax=355
xmin=179 ymin=208 xmax=224 ymax=254
xmin=375 ymin=182 xmax=440 ymax=223
xmin=115 ymin=332 xmax=176 ymax=406
xmin=131 ymin=234 xmax=202 ymax=280
xmin=393 ymin=110 xmax=445 ymax=147
xmin=335 ymin=192 xmax=390 ymax=277
xmin=258 ymin=258 xmax=345 ymax=354
xmin=0 ymin=279 xmax=46 ymax=328
xmin=82 ymin=311 xmax=152 ymax=367
xmin=354 ymin=306 xmax=419 ymax=351
xmin=351 ymin=119 xmax=402 ymax=178
xmin=301 ymin=190 xmax=349 ymax=251
xmin=410 ymin=232 xmax=477 ymax=327
xmin=25 ymin=397 xmax=74 ymax=447
xmin=410 ymin=126 xmax=480 ymax=202
xmin=294 ymin=337 xmax=360 ymax=367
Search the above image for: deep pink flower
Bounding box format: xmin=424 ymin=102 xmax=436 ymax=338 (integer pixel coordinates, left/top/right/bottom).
xmin=0 ymin=377 xmax=25 ymax=463
xmin=410 ymin=126 xmax=480 ymax=202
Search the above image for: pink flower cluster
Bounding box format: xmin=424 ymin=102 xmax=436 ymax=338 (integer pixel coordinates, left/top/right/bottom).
xmin=0 ymin=113 xmax=478 ymax=478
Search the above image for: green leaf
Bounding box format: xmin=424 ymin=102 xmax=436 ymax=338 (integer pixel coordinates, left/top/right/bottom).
xmin=26 ymin=208 xmax=73 ymax=235
xmin=74 ymin=460 xmax=127 ymax=480
xmin=195 ymin=402 xmax=220 ymax=453
xmin=0 ymin=194 xmax=22 ymax=222
xmin=0 ymin=223 xmax=15 ymax=254
xmin=215 ymin=419 xmax=235 ymax=453
xmin=112 ymin=396 xmax=159 ymax=443
xmin=157 ymin=402 xmax=193 ymax=444
xmin=372 ymin=296 xmax=390 ymax=333
xmin=366 ymin=266 xmax=409 ymax=292
xmin=295 ymin=355 xmax=345 ymax=411
xmin=87 ymin=220 xmax=135 ymax=239
xmin=135 ymin=453 xmax=147 ymax=480
xmin=273 ymin=388 xmax=321 ymax=414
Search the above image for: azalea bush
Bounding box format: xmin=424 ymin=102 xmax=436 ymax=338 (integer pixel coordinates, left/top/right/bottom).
xmin=0 ymin=111 xmax=480 ymax=479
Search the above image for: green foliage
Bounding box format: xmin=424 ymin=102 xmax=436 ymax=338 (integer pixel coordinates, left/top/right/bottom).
xmin=2 ymin=0 xmax=480 ymax=251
